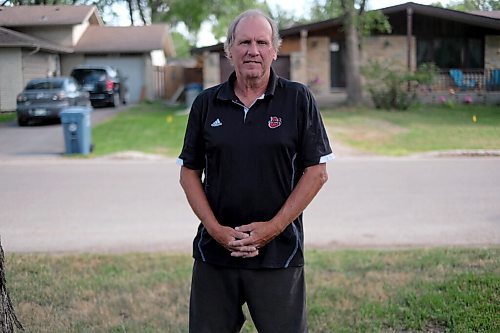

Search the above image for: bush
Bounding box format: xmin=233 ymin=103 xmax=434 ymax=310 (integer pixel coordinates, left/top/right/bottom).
xmin=363 ymin=61 xmax=438 ymax=110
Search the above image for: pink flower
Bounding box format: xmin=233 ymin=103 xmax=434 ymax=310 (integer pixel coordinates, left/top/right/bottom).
xmin=464 ymin=95 xmax=473 ymax=104
xmin=439 ymin=96 xmax=446 ymax=103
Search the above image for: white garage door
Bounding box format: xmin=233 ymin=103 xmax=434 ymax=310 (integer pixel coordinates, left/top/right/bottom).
xmin=85 ymin=56 xmax=144 ymax=104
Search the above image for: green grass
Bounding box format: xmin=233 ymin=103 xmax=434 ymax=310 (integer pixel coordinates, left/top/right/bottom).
xmin=323 ymin=104 xmax=500 ymax=156
xmin=0 ymin=112 xmax=16 ymax=123
xmin=91 ymin=102 xmax=188 ymax=157
xmin=5 ymin=248 xmax=499 ymax=332
xmin=90 ymin=102 xmax=500 ymax=158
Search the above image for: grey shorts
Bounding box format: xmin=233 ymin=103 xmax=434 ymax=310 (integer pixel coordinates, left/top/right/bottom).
xmin=189 ymin=260 xmax=308 ymax=333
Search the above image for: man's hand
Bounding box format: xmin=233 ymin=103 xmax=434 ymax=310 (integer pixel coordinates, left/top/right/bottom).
xmin=228 ymin=221 xmax=282 ymax=257
xmin=208 ymin=225 xmax=259 ymax=258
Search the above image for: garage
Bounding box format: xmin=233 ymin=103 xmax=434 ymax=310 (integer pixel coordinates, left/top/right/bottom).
xmin=84 ymin=55 xmax=145 ymax=104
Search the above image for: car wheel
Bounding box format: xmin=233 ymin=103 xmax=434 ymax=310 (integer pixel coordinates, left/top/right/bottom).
xmin=17 ymin=117 xmax=28 ymax=126
xmin=111 ymin=92 xmax=120 ymax=108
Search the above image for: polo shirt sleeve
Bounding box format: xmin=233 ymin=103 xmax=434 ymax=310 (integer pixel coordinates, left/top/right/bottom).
xmin=298 ymin=87 xmax=335 ymax=168
xmin=177 ymin=97 xmax=206 ymax=170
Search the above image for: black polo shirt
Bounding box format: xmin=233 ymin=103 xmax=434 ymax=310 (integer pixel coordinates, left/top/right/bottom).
xmin=178 ymin=69 xmax=334 ymax=269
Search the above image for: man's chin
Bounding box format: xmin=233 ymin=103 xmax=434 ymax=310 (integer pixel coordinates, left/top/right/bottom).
xmin=240 ymin=69 xmax=266 ymax=80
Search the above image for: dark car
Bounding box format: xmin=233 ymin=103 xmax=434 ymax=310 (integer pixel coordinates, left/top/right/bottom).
xmin=16 ymin=77 xmax=91 ymax=126
xmin=70 ymin=66 xmax=126 ymax=107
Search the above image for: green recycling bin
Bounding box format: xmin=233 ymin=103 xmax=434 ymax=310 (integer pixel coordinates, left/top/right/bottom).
xmin=60 ymin=106 xmax=92 ymax=155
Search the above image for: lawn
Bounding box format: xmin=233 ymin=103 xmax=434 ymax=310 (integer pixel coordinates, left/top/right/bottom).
xmin=90 ymin=102 xmax=500 ymax=158
xmin=0 ymin=112 xmax=16 ymax=123
xmin=5 ymin=248 xmax=499 ymax=332
xmin=91 ymin=103 xmax=189 ymax=157
xmin=324 ymin=104 xmax=500 ymax=156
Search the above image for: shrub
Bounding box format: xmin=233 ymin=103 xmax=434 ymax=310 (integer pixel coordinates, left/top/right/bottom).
xmin=363 ymin=61 xmax=438 ymax=110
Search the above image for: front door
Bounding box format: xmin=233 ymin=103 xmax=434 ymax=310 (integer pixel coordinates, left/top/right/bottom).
xmin=330 ymin=39 xmax=346 ymax=88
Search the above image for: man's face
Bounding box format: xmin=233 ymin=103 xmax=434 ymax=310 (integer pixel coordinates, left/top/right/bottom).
xmin=229 ymin=15 xmax=277 ymax=82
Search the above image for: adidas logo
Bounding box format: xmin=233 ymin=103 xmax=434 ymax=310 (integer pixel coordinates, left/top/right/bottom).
xmin=211 ymin=118 xmax=222 ymax=127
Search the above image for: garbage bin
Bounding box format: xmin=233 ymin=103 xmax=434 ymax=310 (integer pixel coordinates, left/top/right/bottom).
xmin=60 ymin=106 xmax=92 ymax=155
xmin=185 ymin=83 xmax=203 ymax=108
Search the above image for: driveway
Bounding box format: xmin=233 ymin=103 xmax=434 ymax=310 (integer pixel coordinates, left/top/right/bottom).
xmin=0 ymin=155 xmax=498 ymax=253
xmin=0 ymin=106 xmax=124 ymax=159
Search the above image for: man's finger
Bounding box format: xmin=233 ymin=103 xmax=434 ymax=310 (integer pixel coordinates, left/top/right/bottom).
xmin=231 ymin=250 xmax=259 ymax=258
xmin=232 ymin=230 xmax=250 ymax=240
xmin=235 ymin=225 xmax=254 ymax=233
xmin=228 ymin=238 xmax=253 ymax=247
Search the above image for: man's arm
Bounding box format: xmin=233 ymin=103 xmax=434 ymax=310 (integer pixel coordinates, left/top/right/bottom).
xmin=229 ymin=163 xmax=328 ymax=256
xmin=179 ymin=166 xmax=257 ymax=256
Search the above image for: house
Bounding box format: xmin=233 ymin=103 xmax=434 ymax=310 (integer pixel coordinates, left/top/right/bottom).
xmin=192 ymin=2 xmax=500 ymax=104
xmin=0 ymin=5 xmax=175 ymax=112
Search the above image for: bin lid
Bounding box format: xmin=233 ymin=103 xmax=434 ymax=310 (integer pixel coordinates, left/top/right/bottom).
xmin=60 ymin=106 xmax=93 ymax=115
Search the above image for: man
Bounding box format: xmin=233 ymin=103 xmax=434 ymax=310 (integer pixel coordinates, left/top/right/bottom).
xmin=177 ymin=9 xmax=334 ymax=333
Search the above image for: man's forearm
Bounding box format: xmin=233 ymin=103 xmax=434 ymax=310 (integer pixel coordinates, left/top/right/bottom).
xmin=271 ymin=163 xmax=329 ymax=231
xmin=232 ymin=163 xmax=329 ymax=250
xmin=179 ymin=166 xmax=220 ymax=234
xmin=180 ymin=166 xmax=254 ymax=254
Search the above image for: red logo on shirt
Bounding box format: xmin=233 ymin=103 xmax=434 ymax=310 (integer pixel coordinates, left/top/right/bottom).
xmin=268 ymin=116 xmax=282 ymax=129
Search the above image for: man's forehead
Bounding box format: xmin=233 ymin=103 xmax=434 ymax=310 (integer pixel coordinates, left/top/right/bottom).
xmin=234 ymin=15 xmax=273 ymax=37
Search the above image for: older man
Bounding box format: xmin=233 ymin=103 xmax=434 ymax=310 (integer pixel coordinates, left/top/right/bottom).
xmin=178 ymin=9 xmax=334 ymax=333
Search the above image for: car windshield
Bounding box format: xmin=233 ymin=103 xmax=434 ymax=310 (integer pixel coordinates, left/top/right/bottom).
xmin=25 ymin=80 xmax=64 ymax=90
xmin=71 ymin=69 xmax=107 ymax=84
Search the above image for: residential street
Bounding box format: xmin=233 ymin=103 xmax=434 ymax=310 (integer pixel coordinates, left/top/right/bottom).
xmin=0 ymin=154 xmax=498 ymax=253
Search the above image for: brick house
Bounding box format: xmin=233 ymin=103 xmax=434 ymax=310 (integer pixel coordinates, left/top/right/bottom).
xmin=192 ymin=2 xmax=500 ymax=104
xmin=0 ymin=5 xmax=175 ymax=112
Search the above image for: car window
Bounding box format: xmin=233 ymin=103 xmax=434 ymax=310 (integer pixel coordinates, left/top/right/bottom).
xmin=25 ymin=80 xmax=64 ymax=90
xmin=71 ymin=69 xmax=107 ymax=84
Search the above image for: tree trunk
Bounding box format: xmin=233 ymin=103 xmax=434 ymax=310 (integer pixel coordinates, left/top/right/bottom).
xmin=342 ymin=1 xmax=364 ymax=106
xmin=127 ymin=0 xmax=135 ymax=26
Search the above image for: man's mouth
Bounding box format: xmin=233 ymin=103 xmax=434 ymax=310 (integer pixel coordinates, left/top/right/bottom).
xmin=244 ymin=60 xmax=260 ymax=64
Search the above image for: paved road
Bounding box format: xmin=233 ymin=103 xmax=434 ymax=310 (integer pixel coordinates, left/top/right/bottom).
xmin=0 ymin=156 xmax=498 ymax=253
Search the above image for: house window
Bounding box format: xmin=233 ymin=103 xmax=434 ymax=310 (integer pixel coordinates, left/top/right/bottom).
xmin=417 ymin=37 xmax=483 ymax=69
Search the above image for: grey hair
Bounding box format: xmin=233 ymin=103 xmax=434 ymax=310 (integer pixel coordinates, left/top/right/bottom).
xmin=224 ymin=9 xmax=282 ymax=59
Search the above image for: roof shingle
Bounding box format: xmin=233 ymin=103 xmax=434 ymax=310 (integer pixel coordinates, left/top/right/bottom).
xmin=0 ymin=5 xmax=101 ymax=27
xmin=0 ymin=26 xmax=72 ymax=53
xmin=74 ymin=25 xmax=175 ymax=56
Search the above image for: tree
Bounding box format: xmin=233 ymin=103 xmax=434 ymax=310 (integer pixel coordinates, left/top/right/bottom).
xmin=271 ymin=4 xmax=308 ymax=29
xmin=308 ymin=0 xmax=343 ymax=21
xmin=340 ymin=0 xmax=365 ymax=106
xmin=208 ymin=0 xmax=270 ymax=41
xmin=307 ymin=0 xmax=389 ymax=106
xmin=446 ymin=0 xmax=500 ymax=10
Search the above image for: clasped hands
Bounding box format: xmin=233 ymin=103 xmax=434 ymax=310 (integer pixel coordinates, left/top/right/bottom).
xmin=211 ymin=221 xmax=281 ymax=258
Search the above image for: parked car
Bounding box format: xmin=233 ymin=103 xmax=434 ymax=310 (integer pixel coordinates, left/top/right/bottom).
xmin=70 ymin=66 xmax=126 ymax=107
xmin=16 ymin=77 xmax=91 ymax=126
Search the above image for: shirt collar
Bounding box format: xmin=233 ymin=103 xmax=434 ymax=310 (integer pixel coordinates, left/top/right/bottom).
xmin=216 ymin=68 xmax=279 ymax=102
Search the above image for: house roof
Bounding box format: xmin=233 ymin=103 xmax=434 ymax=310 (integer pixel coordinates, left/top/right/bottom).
xmin=467 ymin=10 xmax=500 ymax=19
xmin=0 ymin=5 xmax=102 ymax=27
xmin=0 ymin=26 xmax=73 ymax=53
xmin=74 ymin=25 xmax=175 ymax=56
xmin=192 ymin=1 xmax=500 ymax=54
xmin=383 ymin=2 xmax=500 ymax=30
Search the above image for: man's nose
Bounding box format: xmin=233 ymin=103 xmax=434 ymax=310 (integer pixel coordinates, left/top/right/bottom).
xmin=248 ymin=41 xmax=259 ymax=55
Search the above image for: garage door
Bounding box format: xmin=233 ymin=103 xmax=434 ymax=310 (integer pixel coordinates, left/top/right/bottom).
xmin=22 ymin=51 xmax=53 ymax=85
xmin=85 ymin=56 xmax=144 ymax=103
